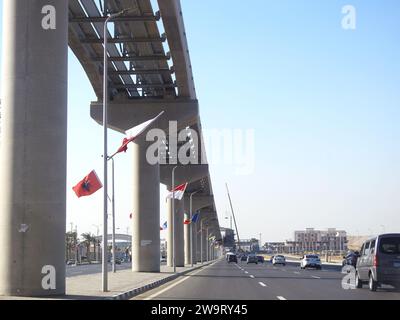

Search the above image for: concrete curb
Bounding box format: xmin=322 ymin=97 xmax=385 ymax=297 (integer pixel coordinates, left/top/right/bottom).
xmin=107 ymin=261 xmax=215 ymax=300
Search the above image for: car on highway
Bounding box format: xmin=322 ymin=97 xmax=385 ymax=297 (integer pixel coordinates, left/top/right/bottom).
xmin=247 ymin=254 xmax=258 ymax=264
xmin=272 ymin=255 xmax=286 ymax=266
xmin=240 ymin=255 xmax=248 ymax=262
xmin=355 ymin=233 xmax=400 ymax=292
xmin=226 ymin=253 xmax=238 ymax=263
xmin=342 ymin=251 xmax=360 ymax=267
xmin=257 ymin=255 xmax=265 ymax=263
xmin=300 ymin=254 xmax=322 ymax=270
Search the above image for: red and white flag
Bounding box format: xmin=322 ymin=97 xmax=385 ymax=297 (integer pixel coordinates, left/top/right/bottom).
xmin=166 ymin=183 xmax=188 ymax=201
xmin=111 ymin=111 xmax=164 ymax=158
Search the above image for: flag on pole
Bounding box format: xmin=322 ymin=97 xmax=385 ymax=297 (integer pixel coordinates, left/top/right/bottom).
xmin=183 ymin=219 xmax=191 ymax=225
xmin=112 ymin=111 xmax=164 ymax=158
xmin=166 ymin=183 xmax=188 ymax=201
xmin=191 ymin=213 xmax=200 ymax=223
xmin=116 ymin=138 xmax=130 ymax=154
xmin=72 ymin=170 xmax=103 ymax=198
xmin=160 ymin=221 xmax=167 ymax=230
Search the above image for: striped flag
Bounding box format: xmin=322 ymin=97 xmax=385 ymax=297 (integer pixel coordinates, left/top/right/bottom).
xmin=160 ymin=221 xmax=167 ymax=230
xmin=111 ymin=111 xmax=164 ymax=158
xmin=166 ymin=183 xmax=188 ymax=201
xmin=191 ymin=213 xmax=200 ymax=223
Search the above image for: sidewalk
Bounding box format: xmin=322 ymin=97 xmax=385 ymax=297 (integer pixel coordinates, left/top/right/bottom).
xmin=0 ymin=261 xmax=215 ymax=300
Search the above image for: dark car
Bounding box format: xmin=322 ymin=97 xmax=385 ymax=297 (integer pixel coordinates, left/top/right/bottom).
xmin=342 ymin=251 xmax=360 ymax=267
xmin=355 ymin=234 xmax=400 ymax=291
xmin=247 ymin=255 xmax=258 ymax=264
xmin=226 ymin=253 xmax=238 ymax=263
xmin=257 ymin=256 xmax=265 ymax=263
xmin=240 ymin=255 xmax=247 ymax=262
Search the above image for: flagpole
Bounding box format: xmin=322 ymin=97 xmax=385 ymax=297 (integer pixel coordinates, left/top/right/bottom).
xmin=189 ymin=191 xmax=199 ymax=267
xmin=200 ymin=218 xmax=203 ymax=264
xmin=102 ymin=8 xmax=131 ymax=292
xmin=111 ymin=158 xmax=116 ymax=273
xmin=102 ymin=12 xmax=110 ymax=293
xmin=171 ymin=166 xmax=178 ymax=273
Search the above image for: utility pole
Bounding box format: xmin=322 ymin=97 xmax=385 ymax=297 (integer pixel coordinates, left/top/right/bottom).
xmin=225 ymin=183 xmax=241 ymax=251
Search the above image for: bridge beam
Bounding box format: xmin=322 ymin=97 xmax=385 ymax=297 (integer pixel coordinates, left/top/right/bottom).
xmin=160 ymin=164 xmax=208 ymax=187
xmin=90 ymin=99 xmax=199 ymax=133
xmin=0 ymin=0 xmax=68 ymax=296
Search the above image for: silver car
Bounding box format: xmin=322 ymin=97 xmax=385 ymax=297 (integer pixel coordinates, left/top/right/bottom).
xmin=272 ymin=255 xmax=286 ymax=266
xmin=355 ymin=234 xmax=400 ymax=291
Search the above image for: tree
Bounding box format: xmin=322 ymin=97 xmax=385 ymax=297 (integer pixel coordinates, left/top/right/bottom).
xmin=66 ymin=231 xmax=77 ymax=261
xmin=81 ymin=233 xmax=95 ymax=263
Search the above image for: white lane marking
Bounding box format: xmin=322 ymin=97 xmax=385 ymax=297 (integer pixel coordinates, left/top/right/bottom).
xmin=250 ymin=275 xmax=255 ymax=279
xmin=259 ymin=282 xmax=267 ymax=287
xmin=293 ymin=271 xmax=300 ymax=275
xmin=311 ymin=275 xmax=321 ymax=279
xmin=277 ymin=296 xmax=287 ymax=300
xmin=144 ymin=261 xmax=218 ymax=300
xmin=282 ymin=269 xmax=287 ymax=271
xmin=244 ymin=271 xmax=249 ymax=274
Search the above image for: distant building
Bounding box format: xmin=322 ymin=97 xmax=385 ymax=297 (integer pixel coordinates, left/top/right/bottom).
xmin=220 ymin=227 xmax=235 ymax=249
xmin=264 ymin=242 xmax=286 ymax=254
xmin=237 ymin=238 xmax=259 ymax=252
xmin=286 ymin=228 xmax=347 ymax=253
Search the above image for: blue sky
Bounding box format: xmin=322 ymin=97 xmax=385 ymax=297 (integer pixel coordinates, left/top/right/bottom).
xmin=1 ymin=1 xmax=399 ymax=241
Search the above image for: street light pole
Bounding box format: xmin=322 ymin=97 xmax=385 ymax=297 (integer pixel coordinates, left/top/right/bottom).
xmin=206 ymin=227 xmax=209 ymax=261
xmin=102 ymin=8 xmax=131 ymax=292
xmin=171 ymin=166 xmax=178 ymax=273
xmin=189 ymin=191 xmax=199 ymax=267
xmin=200 ymin=218 xmax=204 ymax=264
xmin=111 ymin=158 xmax=116 ymax=273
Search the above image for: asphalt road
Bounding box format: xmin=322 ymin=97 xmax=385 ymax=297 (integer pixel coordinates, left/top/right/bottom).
xmin=133 ymin=259 xmax=400 ymax=300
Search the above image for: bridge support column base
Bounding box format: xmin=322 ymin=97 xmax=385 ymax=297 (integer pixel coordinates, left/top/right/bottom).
xmin=0 ymin=0 xmax=68 ymax=296
xmin=131 ymin=133 xmax=160 ymax=272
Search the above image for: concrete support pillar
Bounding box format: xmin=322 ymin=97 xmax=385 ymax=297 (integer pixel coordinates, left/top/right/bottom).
xmin=131 ymin=134 xmax=160 ymax=272
xmin=184 ymin=212 xmax=191 ymax=265
xmin=201 ymin=227 xmax=207 ymax=263
xmin=166 ymin=196 xmax=185 ymax=268
xmin=0 ymin=0 xmax=68 ymax=296
xmin=175 ymin=199 xmax=185 ymax=267
xmin=206 ymin=230 xmax=210 ymax=261
xmin=196 ymin=229 xmax=201 ymax=263
xmin=166 ymin=198 xmax=173 ymax=267
xmin=192 ymin=221 xmax=197 ymax=265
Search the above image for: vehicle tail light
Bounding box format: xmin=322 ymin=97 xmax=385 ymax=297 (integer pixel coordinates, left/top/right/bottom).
xmin=373 ymin=255 xmax=378 ymax=267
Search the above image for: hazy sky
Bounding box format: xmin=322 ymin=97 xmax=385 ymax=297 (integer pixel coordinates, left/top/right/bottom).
xmin=0 ymin=1 xmax=399 ymax=242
